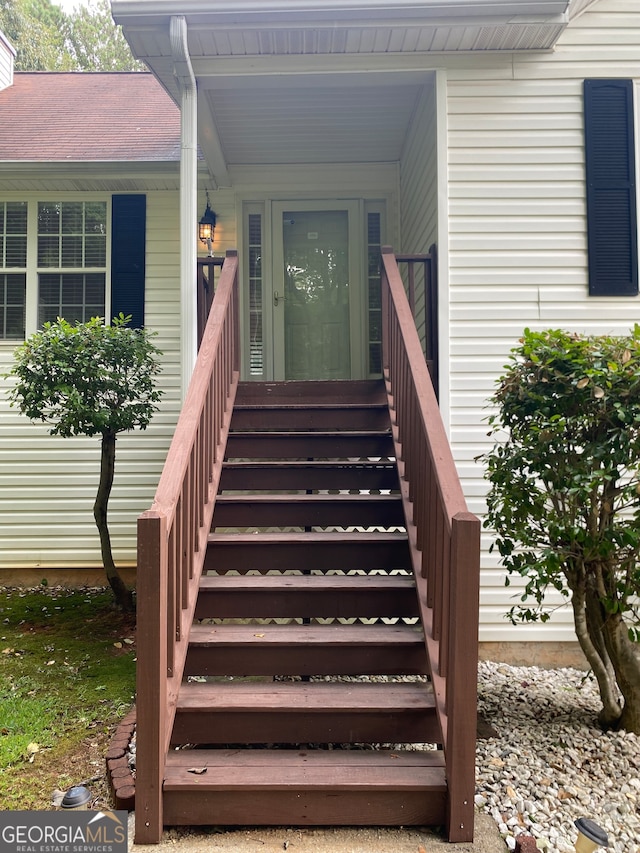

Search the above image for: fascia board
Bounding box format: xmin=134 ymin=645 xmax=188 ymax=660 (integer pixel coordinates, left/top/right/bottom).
xmin=0 ymin=30 xmax=17 ymax=57
xmin=111 ymin=0 xmax=569 ymax=25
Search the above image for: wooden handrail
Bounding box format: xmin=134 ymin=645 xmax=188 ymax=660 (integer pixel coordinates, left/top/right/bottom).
xmin=135 ymin=250 xmax=240 ymax=844
xmin=381 ymin=246 xmax=480 ymax=843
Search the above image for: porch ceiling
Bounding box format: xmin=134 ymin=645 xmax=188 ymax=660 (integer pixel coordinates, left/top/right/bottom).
xmin=199 ymin=75 xmax=425 ymax=166
xmin=112 ymin=0 xmax=577 ymax=185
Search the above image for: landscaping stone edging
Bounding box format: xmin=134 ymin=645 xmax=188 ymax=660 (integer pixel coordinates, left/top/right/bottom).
xmin=106 ymin=706 xmax=136 ymax=811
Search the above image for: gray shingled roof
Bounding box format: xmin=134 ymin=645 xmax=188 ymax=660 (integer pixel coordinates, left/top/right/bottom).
xmin=0 ymin=72 xmax=180 ymax=162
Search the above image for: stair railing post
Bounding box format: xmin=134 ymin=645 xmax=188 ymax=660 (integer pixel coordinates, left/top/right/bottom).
xmin=381 ymin=246 xmax=394 ymax=375
xmin=446 ymin=510 xmax=481 ymax=843
xmin=226 ymin=249 xmax=240 ymax=374
xmin=135 ymin=510 xmax=169 ymax=844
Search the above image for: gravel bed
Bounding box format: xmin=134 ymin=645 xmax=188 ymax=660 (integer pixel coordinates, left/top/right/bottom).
xmin=476 ymin=660 xmax=640 ymax=852
xmin=128 ymin=662 xmax=639 ymax=851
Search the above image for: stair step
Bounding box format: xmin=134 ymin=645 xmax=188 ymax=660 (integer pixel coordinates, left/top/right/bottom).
xmin=230 ymin=404 xmax=390 ymax=432
xmin=212 ymin=493 xmax=405 ymax=528
xmin=235 ymin=380 xmax=388 ymax=406
xmin=195 ymin=573 xmax=418 ymax=619
xmin=225 ymin=431 xmax=394 ymax=459
xmin=220 ymin=460 xmax=399 ymax=491
xmin=162 ymin=748 xmax=447 ymax=826
xmin=204 ymin=531 xmax=411 ymax=573
xmin=172 ymin=681 xmax=438 ymax=745
xmin=185 ymin=623 xmax=428 ymax=677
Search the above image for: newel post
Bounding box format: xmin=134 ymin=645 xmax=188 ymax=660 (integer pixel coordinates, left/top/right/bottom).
xmin=135 ymin=511 xmax=169 ymax=844
xmin=446 ymin=510 xmax=481 ymax=843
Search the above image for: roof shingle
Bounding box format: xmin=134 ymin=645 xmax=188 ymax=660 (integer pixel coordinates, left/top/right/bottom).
xmin=0 ymin=72 xmax=180 ymax=162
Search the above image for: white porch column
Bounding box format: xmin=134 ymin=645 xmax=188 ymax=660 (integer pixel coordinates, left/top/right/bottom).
xmin=170 ymin=15 xmax=198 ymax=399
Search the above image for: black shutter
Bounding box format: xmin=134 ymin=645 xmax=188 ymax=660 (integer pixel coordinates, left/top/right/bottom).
xmin=584 ymin=79 xmax=638 ymax=296
xmin=111 ymin=194 xmax=146 ymax=326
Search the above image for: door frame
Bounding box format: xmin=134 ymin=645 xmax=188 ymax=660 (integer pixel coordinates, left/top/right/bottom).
xmin=270 ymin=199 xmax=364 ymax=380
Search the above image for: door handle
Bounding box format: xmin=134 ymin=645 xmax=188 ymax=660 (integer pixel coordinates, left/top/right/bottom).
xmin=274 ymin=291 xmax=285 ymax=306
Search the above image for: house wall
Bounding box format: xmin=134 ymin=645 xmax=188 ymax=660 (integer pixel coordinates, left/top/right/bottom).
xmin=444 ymin=0 xmax=640 ymax=641
xmin=399 ymin=75 xmax=439 ymax=346
xmin=0 ymin=189 xmax=181 ymax=573
xmin=0 ymin=167 xmax=399 ymax=578
xmin=0 ymin=31 xmax=15 ymax=91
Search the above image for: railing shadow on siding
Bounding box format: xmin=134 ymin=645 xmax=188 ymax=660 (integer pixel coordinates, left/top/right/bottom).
xmin=134 ymin=250 xmax=240 ymax=844
xmin=381 ymin=245 xmax=480 ymax=843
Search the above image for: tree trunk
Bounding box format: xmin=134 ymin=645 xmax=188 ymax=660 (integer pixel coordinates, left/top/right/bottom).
xmin=602 ymin=611 xmax=640 ymax=734
xmin=570 ymin=577 xmax=622 ymax=728
xmin=94 ymin=430 xmax=135 ymax=612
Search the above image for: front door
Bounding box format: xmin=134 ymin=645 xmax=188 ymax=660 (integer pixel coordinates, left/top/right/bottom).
xmin=272 ymin=201 xmax=362 ymax=380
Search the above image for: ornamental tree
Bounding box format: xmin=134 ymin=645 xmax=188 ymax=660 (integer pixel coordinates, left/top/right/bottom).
xmin=8 ymin=315 xmax=162 ymax=612
xmin=481 ymin=327 xmax=640 ymax=734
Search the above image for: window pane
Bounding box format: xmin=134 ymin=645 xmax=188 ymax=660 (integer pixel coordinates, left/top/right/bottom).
xmin=62 ymin=235 xmax=83 ymax=267
xmin=38 ymin=235 xmax=60 ymax=267
xmin=1 ymin=273 xmax=26 ymax=339
xmin=64 ymin=273 xmax=84 ymax=303
xmin=61 ymin=202 xmax=83 ymax=234
xmin=85 ymin=235 xmax=106 ymax=267
xmin=247 ymin=213 xmax=263 ymax=377
xmin=367 ymin=211 xmax=382 ymax=375
xmin=1 ymin=202 xmax=27 ymax=268
xmin=6 ymin=236 xmax=27 ymax=267
xmin=38 ymin=272 xmax=105 ymax=327
xmin=39 ymin=273 xmax=61 ymax=306
xmin=38 ymin=201 xmax=107 ymax=270
xmin=1 ymin=202 xmax=27 ymax=235
xmin=85 ymin=202 xmax=107 ymax=234
xmin=85 ymin=273 xmax=104 ymax=302
xmin=38 ymin=202 xmax=60 ymax=234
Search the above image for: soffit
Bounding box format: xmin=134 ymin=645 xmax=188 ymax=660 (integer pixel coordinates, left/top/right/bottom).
xmin=111 ymin=0 xmax=582 ymax=183
xmin=203 ymin=78 xmax=424 ymax=166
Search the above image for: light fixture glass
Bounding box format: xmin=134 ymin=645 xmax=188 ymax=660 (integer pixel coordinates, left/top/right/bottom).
xmin=198 ymin=191 xmax=217 ymax=255
xmin=574 ymin=818 xmax=609 ymax=853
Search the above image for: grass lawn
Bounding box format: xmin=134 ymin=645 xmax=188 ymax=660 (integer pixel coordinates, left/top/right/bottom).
xmin=0 ymin=586 xmax=136 ymax=810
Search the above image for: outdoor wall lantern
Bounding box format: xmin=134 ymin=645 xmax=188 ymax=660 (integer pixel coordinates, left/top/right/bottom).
xmin=574 ymin=818 xmax=609 ymax=852
xmin=198 ymin=191 xmax=217 ymax=256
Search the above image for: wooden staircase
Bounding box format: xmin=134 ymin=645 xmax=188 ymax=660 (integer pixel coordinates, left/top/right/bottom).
xmin=135 ymin=250 xmax=480 ymax=844
xmin=162 ymin=380 xmax=447 ymax=827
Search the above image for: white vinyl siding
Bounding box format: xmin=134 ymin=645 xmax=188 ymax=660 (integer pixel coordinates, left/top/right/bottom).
xmin=445 ymin=0 xmax=640 ymax=640
xmin=0 ymin=190 xmax=181 ymax=569
xmin=399 ymin=76 xmax=439 ymax=348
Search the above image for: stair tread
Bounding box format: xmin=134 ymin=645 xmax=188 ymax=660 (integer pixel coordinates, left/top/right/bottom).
xmin=208 ymin=531 xmax=407 ymax=544
xmin=177 ymin=680 xmax=433 ymax=712
xmin=222 ymin=460 xmax=396 ymax=469
xmin=199 ymin=574 xmax=413 ymax=592
xmin=189 ymin=623 xmax=423 ymax=646
xmin=228 ymin=430 xmax=391 ymax=437
xmin=215 ymin=493 xmax=401 ymax=503
xmin=164 ymin=748 xmax=446 ymax=791
xmin=233 ymin=403 xmax=388 ymax=411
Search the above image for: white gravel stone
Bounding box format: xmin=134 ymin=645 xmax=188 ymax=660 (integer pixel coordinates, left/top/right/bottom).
xmin=476 ymin=660 xmax=640 ymax=853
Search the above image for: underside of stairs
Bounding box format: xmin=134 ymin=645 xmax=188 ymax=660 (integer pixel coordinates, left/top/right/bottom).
xmin=162 ymin=379 xmax=447 ymax=828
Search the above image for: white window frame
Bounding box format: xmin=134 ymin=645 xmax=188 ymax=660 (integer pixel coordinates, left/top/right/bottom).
xmin=0 ymin=194 xmax=112 ymax=344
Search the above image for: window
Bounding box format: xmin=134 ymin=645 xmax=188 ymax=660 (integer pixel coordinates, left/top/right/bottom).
xmin=366 ymin=210 xmax=382 ymax=375
xmin=0 ymin=195 xmax=145 ymax=340
xmin=37 ymin=201 xmax=107 ymax=326
xmin=0 ymin=201 xmax=27 ymax=339
xmin=246 ymin=209 xmax=264 ymax=377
